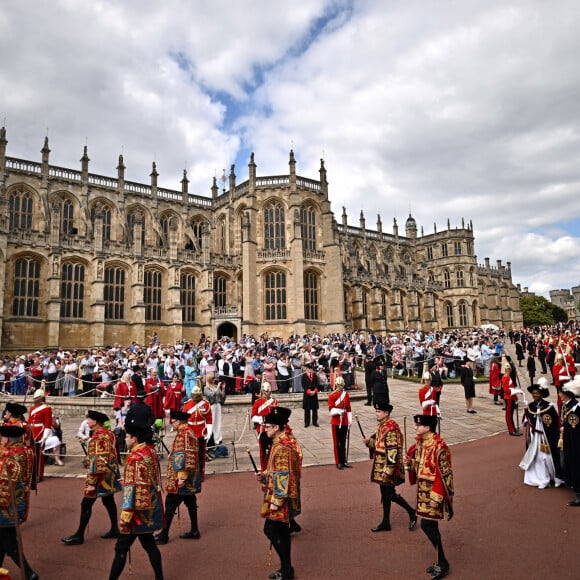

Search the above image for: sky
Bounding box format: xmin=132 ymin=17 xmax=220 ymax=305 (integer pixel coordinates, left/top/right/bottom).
xmin=2 ymin=0 xmax=580 ymax=298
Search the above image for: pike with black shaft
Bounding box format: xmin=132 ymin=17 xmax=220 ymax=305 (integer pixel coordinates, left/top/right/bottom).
xmin=355 ymin=414 xmax=366 ymax=439
xmin=246 ymin=447 xmax=259 ymax=473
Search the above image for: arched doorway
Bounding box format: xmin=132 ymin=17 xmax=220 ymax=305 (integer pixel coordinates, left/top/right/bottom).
xmin=217 ymin=322 xmax=237 ymax=341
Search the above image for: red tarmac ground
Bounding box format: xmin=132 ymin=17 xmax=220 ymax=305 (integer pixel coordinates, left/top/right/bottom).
xmin=11 ymin=432 xmax=578 ymax=580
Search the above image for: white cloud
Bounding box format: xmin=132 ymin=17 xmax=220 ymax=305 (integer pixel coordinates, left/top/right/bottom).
xmin=1 ymin=0 xmax=580 ymax=297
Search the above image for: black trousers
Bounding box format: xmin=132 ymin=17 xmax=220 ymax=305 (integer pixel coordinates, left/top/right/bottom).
xmin=304 ymin=407 xmax=318 ymax=427
xmin=379 ymin=485 xmax=415 ymax=524
xmin=0 ymin=527 xmax=36 ymax=579
xmin=332 ymin=424 xmax=348 ymax=465
xmin=259 ymin=431 xmax=273 ymax=471
xmin=77 ymin=494 xmax=118 ymax=537
xmin=264 ymin=518 xmax=292 ymax=577
xmin=421 ymin=518 xmax=448 ymax=565
xmin=164 ymin=492 xmax=198 ymax=534
xmin=110 ymin=532 xmax=163 ymax=580
xmin=196 ymin=437 xmax=205 ymax=491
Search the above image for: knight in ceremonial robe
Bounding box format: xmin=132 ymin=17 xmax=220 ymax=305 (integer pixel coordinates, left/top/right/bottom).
xmin=155 ymin=410 xmax=200 ymax=545
xmin=62 ymin=410 xmax=122 ymax=545
xmin=519 ymin=379 xmax=564 ymax=488
xmin=363 ymin=402 xmax=416 ymax=532
xmin=256 ymin=407 xmax=301 ymax=580
xmin=404 ymin=414 xmax=454 ymax=580
xmin=559 ymin=377 xmax=580 ymax=507
xmin=0 ymin=425 xmax=38 ymax=579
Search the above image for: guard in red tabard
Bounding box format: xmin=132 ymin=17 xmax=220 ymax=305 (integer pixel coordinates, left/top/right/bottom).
xmin=565 ymin=345 xmax=576 ymax=379
xmin=251 ymin=380 xmax=278 ymax=471
xmin=419 ymin=364 xmax=438 ymax=417
xmin=328 ymin=375 xmax=352 ymax=469
xmin=183 ymin=384 xmax=212 ymax=492
xmin=501 ymin=360 xmax=523 ymax=436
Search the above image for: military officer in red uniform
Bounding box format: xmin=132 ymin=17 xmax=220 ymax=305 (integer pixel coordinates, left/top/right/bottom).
xmin=251 ymin=380 xmax=278 ymax=471
xmin=62 ymin=410 xmax=122 ymax=545
xmin=404 ymin=414 xmax=454 ymax=580
xmin=155 ymin=410 xmax=200 ymax=544
xmin=0 ymin=424 xmax=38 ymax=579
xmin=363 ymin=402 xmax=416 ymax=532
xmin=501 ymin=360 xmax=523 ymax=436
xmin=419 ymin=364 xmax=439 ymax=417
xmin=183 ymin=384 xmax=212 ymax=491
xmin=29 ymin=388 xmax=62 ymax=480
xmin=255 ymin=407 xmax=301 ymax=580
xmin=109 ymin=420 xmax=163 ymax=580
xmin=328 ymin=375 xmax=352 ymax=469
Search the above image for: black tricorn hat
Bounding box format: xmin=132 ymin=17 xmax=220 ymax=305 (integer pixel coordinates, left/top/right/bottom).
xmin=5 ymin=402 xmax=27 ymax=417
xmin=0 ymin=425 xmax=26 ymax=438
xmin=374 ymin=401 xmax=393 ymax=413
xmin=87 ymin=409 xmax=110 ymax=424
xmin=264 ymin=406 xmax=291 ymax=427
xmin=413 ymin=414 xmax=438 ymax=431
xmin=170 ymin=410 xmax=190 ymax=422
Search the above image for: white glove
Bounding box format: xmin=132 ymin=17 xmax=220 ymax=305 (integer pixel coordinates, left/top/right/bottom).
xmin=421 ymin=400 xmax=435 ymax=409
xmin=251 ymin=414 xmax=262 ymax=425
xmin=205 ymin=424 xmax=213 ymax=441
xmin=347 ymin=412 xmax=353 ymax=426
xmin=510 ymin=388 xmax=523 ymax=396
xmin=41 ymin=428 xmax=52 ymax=444
xmin=330 ymin=408 xmax=343 ymax=417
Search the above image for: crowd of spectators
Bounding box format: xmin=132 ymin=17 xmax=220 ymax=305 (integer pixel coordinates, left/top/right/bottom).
xmin=1 ymin=322 xmax=578 ymax=400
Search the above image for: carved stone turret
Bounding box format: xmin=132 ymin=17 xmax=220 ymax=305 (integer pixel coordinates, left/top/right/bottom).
xmin=181 ymin=169 xmax=189 ymax=203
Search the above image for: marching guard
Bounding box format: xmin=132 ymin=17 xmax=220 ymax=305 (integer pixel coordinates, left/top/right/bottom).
xmin=255 ymin=407 xmax=301 ymax=580
xmin=62 ymin=410 xmax=122 ymax=545
xmin=404 ymin=415 xmax=454 ymax=580
xmin=328 ymin=375 xmax=352 ymax=469
xmin=0 ymin=424 xmax=38 ymax=579
xmin=109 ymin=420 xmax=164 ymax=580
xmin=363 ymin=402 xmax=416 ymax=532
xmin=155 ymin=410 xmax=201 ymax=544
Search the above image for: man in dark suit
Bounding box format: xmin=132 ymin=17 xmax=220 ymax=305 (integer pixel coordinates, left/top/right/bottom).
xmin=370 ymin=361 xmax=389 ymax=405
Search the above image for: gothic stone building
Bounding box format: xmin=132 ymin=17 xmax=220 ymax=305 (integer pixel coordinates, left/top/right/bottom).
xmin=0 ymin=128 xmax=523 ymax=351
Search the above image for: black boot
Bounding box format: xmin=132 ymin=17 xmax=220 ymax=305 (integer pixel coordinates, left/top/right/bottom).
xmin=102 ymin=495 xmax=119 ymax=538
xmin=62 ymin=498 xmax=93 ymax=544
xmin=154 ymin=529 xmax=169 ymax=544
xmin=180 ymin=496 xmax=200 ymax=538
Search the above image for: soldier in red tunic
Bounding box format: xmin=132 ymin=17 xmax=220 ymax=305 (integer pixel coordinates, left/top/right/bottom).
xmin=145 ymin=368 xmax=165 ymax=420
xmin=501 ymin=361 xmax=523 ymax=436
xmin=251 ymin=380 xmax=278 ymax=471
xmin=183 ymin=385 xmax=212 ymax=491
xmin=61 ymin=410 xmax=122 ymax=545
xmin=155 ymin=410 xmax=200 ymax=544
xmin=29 ymin=388 xmax=62 ymax=480
xmin=364 ymin=402 xmax=416 ymax=532
xmin=419 ymin=364 xmax=439 ymax=417
xmin=0 ymin=425 xmax=38 ymax=579
xmin=404 ymin=414 xmax=454 ymax=580
xmin=255 ymin=407 xmax=301 ymax=580
xmin=328 ymin=375 xmax=352 ymax=469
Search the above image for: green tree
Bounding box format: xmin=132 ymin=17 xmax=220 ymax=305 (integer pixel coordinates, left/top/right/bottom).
xmin=519 ymin=296 xmax=568 ymax=327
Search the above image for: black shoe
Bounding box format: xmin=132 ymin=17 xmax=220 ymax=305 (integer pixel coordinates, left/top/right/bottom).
xmin=431 ymin=562 xmax=450 ymax=580
xmin=269 ymin=570 xmax=281 ymax=579
xmin=337 ymin=464 xmax=344 ymax=470
xmin=180 ymin=530 xmax=201 ymax=539
xmin=567 ymin=498 xmax=580 ymax=507
xmin=364 ymin=402 xmax=372 ymax=406
xmin=101 ymin=529 xmax=119 ymax=539
xmin=29 ymin=573 xmax=39 ymax=580
xmin=371 ymin=523 xmax=391 ymax=532
xmin=343 ymin=463 xmax=352 ymax=468
xmin=154 ymin=532 xmax=169 ymax=544
xmin=409 ymin=511 xmax=417 ymax=530
xmin=273 ymin=567 xmax=294 ymax=579
xmin=289 ymin=521 xmax=302 ymax=534
xmin=61 ymin=534 xmax=83 ymax=545
xmin=304 ymin=424 xmax=310 ymax=428
xmin=313 ymin=424 xmax=320 ymax=427
xmin=426 ymin=563 xmax=437 ymax=573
